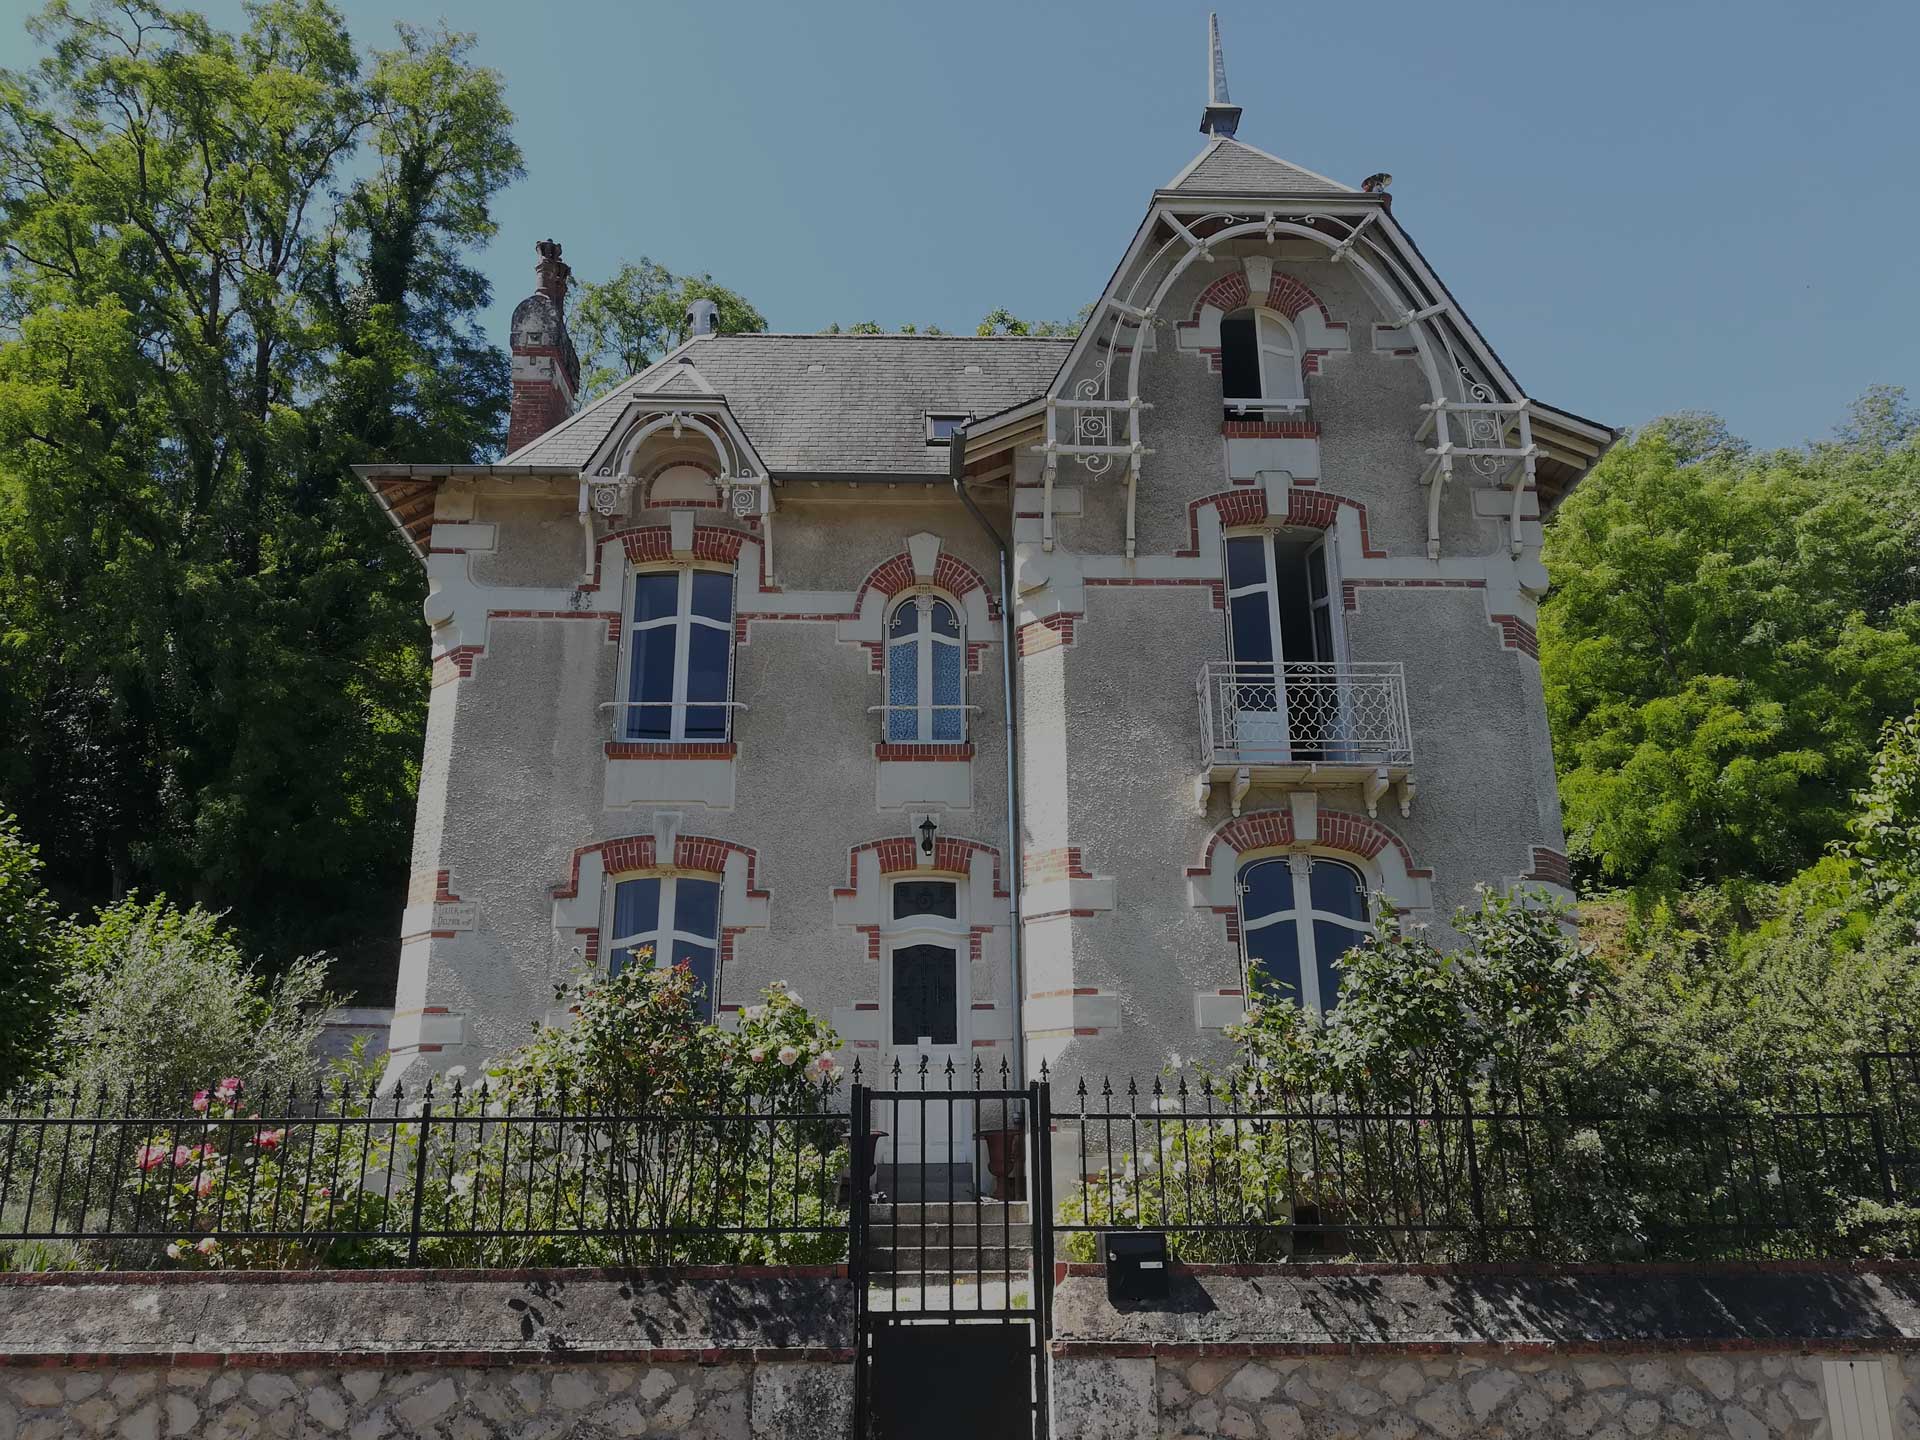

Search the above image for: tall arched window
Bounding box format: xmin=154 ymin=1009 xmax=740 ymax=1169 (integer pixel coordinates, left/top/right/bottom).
xmin=622 ymin=567 xmax=734 ymax=741
xmin=885 ymin=596 xmax=964 ymax=742
xmin=1238 ymin=855 xmax=1369 ymax=1012
xmin=607 ymin=872 xmax=722 ymax=1018
xmin=1220 ymin=308 xmax=1302 ymax=416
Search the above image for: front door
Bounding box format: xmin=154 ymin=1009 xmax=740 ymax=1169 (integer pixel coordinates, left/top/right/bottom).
xmin=886 ymin=940 xmax=968 ymax=1164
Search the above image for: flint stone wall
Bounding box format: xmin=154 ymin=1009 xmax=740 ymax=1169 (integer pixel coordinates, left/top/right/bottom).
xmin=1052 ymin=1263 xmax=1920 ymax=1440
xmin=0 ymin=1268 xmax=851 ymax=1439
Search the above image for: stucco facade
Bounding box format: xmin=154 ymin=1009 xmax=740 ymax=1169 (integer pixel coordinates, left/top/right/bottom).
xmin=359 ymin=101 xmax=1613 ymax=1152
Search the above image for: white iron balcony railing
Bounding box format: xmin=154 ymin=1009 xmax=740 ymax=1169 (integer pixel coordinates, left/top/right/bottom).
xmin=1197 ymin=661 xmax=1413 ymax=771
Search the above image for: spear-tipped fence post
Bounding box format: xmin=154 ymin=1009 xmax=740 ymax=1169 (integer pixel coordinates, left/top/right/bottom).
xmin=406 ymin=1081 xmax=435 ymax=1267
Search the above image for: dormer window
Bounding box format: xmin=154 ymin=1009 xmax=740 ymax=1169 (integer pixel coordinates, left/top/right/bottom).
xmin=925 ymin=413 xmax=971 ymax=445
xmin=1220 ymin=309 xmax=1302 ymax=417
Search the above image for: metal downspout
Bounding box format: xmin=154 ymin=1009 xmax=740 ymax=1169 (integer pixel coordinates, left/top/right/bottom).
xmin=950 ymin=432 xmax=1027 ymax=1087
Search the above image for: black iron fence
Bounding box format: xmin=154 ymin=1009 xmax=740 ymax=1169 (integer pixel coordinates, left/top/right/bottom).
xmin=1058 ymin=1049 xmax=1920 ymax=1264
xmin=4 ymin=1045 xmax=1918 ymax=1273
xmin=0 ymin=1075 xmax=851 ymax=1270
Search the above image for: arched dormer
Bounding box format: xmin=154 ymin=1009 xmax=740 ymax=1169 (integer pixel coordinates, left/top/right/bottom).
xmin=1219 ymin=307 xmax=1303 ymax=417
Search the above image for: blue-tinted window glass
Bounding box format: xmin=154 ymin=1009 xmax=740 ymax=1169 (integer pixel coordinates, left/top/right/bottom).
xmin=610 ymin=878 xmax=661 ymax=975
xmin=690 ymin=571 xmax=733 ymax=623
xmin=931 ymin=644 xmax=963 ymax=741
xmin=627 ymin=627 xmax=677 ymax=739
xmin=931 ymin=601 xmax=959 ymax=638
xmin=671 ymin=942 xmax=717 ymax=1019
xmin=1239 ymin=860 xmax=1290 ymax=921
xmin=674 ymin=878 xmax=720 ymax=943
xmin=1313 ymin=922 xmax=1363 ymax=1013
xmin=887 ymin=638 xmax=918 ymax=741
xmin=1309 ymin=861 xmax=1366 ymax=920
xmin=1246 ymin=919 xmax=1302 ymax=1006
xmin=889 ymin=600 xmax=918 ymax=639
xmin=633 ymin=573 xmax=679 ymax=623
xmin=684 ymin=626 xmax=731 ymax=738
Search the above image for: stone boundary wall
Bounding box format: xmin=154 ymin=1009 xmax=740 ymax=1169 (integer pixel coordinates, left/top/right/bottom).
xmin=1051 ymin=1263 xmax=1920 ymax=1440
xmin=0 ymin=1268 xmax=852 ymax=1439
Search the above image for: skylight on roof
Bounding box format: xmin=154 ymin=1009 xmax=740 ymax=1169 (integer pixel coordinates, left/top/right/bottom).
xmin=925 ymin=413 xmax=971 ymax=446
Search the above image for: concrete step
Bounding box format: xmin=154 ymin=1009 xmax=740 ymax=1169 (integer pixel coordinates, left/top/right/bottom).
xmin=868 ymin=1249 xmax=1034 ymax=1276
xmin=869 ymin=1201 xmax=1031 ymax=1224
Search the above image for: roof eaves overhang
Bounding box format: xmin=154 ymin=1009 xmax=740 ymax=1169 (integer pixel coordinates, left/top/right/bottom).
xmin=355 ymin=462 xmax=585 ymax=563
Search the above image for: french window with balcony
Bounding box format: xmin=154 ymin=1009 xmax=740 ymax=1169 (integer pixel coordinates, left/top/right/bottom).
xmin=619 ymin=568 xmax=735 ymax=742
xmin=608 ymin=873 xmax=722 ymax=1019
xmin=885 ymin=596 xmax=965 ymax=743
xmin=1238 ymin=854 xmax=1368 ymax=1012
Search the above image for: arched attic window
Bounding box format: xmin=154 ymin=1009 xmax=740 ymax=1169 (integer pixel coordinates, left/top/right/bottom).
xmin=885 ymin=596 xmax=965 ymax=743
xmin=1220 ymin=308 xmax=1302 ymax=418
xmin=649 ymin=463 xmax=718 ymax=504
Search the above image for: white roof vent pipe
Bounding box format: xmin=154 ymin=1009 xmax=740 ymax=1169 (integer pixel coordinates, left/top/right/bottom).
xmin=686 ymin=298 xmax=720 ymax=338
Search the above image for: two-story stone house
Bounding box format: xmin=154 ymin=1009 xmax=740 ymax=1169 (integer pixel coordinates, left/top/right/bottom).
xmin=358 ymin=32 xmax=1613 ymax=1145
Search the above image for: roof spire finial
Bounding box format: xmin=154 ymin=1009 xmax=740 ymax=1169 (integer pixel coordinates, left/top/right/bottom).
xmin=1199 ymin=13 xmax=1243 ymax=139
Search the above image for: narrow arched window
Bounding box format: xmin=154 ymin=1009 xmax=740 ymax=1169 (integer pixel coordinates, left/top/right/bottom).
xmin=1238 ymin=855 xmax=1369 ymax=1012
xmin=1220 ymin=308 xmax=1302 ymax=417
xmin=885 ymin=597 xmax=964 ymax=742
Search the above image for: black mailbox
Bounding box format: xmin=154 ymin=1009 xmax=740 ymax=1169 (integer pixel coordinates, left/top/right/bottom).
xmin=1102 ymin=1229 xmax=1170 ymax=1303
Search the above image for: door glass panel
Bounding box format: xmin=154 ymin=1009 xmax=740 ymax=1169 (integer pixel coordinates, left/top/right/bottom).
xmin=632 ymin=573 xmax=679 ymax=624
xmin=628 ymin=627 xmax=677 ymax=738
xmin=892 ymin=944 xmax=958 ymax=1045
xmin=1229 ymin=592 xmax=1274 ymax=667
xmin=1309 ymin=861 xmax=1367 ymax=920
xmin=1312 ymin=609 xmax=1336 ymax=665
xmin=684 ymin=625 xmax=731 ymax=737
xmin=1245 ymin=919 xmax=1302 ymax=1006
xmin=892 ymin=880 xmax=958 ymax=920
xmin=1307 ymin=546 xmax=1329 ymax=603
xmin=690 ymin=570 xmax=733 ymax=623
xmin=1225 ymin=536 xmax=1268 ymax=590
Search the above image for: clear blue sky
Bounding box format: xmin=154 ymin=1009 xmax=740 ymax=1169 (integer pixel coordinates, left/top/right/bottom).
xmin=18 ymin=0 xmax=1920 ymax=448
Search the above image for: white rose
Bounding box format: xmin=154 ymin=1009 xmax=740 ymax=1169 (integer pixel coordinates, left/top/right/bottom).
xmin=777 ymin=1046 xmax=800 ymax=1066
xmin=749 ymin=1048 xmax=766 ymax=1063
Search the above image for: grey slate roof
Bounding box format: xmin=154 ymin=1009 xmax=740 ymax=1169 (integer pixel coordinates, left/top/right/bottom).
xmin=1167 ymin=138 xmax=1353 ymax=196
xmin=504 ymin=334 xmax=1070 ymax=475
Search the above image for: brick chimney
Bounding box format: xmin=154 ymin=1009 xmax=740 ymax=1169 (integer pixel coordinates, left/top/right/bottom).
xmin=505 ymin=239 xmax=581 ymax=453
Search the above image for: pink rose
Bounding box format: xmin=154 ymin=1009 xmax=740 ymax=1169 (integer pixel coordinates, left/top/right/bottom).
xmin=134 ymin=1145 xmax=169 ymax=1172
xmin=214 ymin=1078 xmax=242 ymax=1101
xmin=251 ymin=1129 xmax=286 ymax=1151
xmin=193 ymin=1173 xmax=217 ymax=1198
xmin=195 ymin=1237 xmax=218 ymax=1255
xmin=191 ymin=1092 xmax=210 ymax=1113
xmin=172 ymin=1145 xmax=196 ymax=1168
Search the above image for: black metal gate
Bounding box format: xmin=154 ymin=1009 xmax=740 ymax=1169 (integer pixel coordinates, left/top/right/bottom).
xmin=850 ymin=1072 xmax=1053 ymax=1440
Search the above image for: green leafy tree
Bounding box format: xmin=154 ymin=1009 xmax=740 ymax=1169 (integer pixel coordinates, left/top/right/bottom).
xmin=0 ymin=1 xmax=522 ymax=983
xmin=1847 ymin=704 xmax=1920 ymax=904
xmin=0 ymin=808 xmax=63 ymax=1094
xmin=976 ymin=303 xmax=1091 ymax=337
xmin=1541 ymin=403 xmax=1920 ymax=895
xmin=569 ymin=259 xmax=765 ymax=397
xmin=51 ymin=896 xmax=336 ymax=1105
